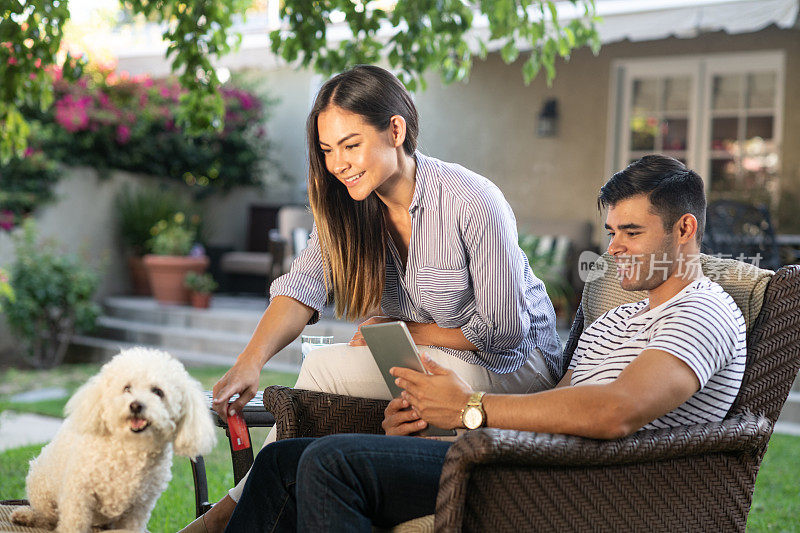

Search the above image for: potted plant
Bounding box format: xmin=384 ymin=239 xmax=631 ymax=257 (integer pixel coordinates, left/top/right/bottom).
xmin=143 ymin=213 xmax=208 ymax=305
xmin=115 ymin=185 xmax=191 ymax=296
xmin=184 ymin=271 xmax=218 ymax=309
xmin=518 ymin=233 xmax=575 ymax=326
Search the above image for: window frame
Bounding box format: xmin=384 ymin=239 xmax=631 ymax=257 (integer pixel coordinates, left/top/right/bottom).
xmin=606 ymin=50 xmax=785 ymax=192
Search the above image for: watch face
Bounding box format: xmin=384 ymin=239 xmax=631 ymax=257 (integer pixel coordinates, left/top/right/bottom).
xmin=464 ymin=406 xmax=483 ymax=429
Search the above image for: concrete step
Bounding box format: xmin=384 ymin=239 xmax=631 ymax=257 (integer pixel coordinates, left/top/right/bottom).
xmin=774 ymin=421 xmax=800 ymax=437
xmin=102 ymin=296 xmax=358 ymax=337
xmin=69 ymin=295 xmax=359 ymax=372
xmin=69 ymin=334 xmax=302 ymax=373
xmin=103 ymin=296 xmax=265 ymax=335
xmin=776 ymin=391 xmax=800 ymax=425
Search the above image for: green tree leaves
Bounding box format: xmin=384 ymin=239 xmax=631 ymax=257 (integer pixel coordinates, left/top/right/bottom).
xmin=1 ymin=1 xmax=599 ymax=161
xmin=270 ymin=1 xmax=600 ymax=90
xmin=0 ymin=0 xmax=71 ymax=161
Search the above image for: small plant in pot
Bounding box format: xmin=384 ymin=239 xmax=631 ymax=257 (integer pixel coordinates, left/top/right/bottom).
xmin=115 ymin=184 xmax=193 ymax=296
xmin=184 ymin=271 xmax=218 ymax=309
xmin=143 ymin=213 xmax=209 ymax=305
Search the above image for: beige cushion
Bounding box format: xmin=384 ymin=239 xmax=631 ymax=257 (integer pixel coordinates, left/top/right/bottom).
xmin=582 ymin=252 xmax=773 ymax=334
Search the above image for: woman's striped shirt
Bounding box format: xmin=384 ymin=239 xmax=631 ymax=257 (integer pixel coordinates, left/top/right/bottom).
xmin=568 ymin=277 xmax=747 ymax=429
xmin=270 ymin=152 xmax=563 ymax=376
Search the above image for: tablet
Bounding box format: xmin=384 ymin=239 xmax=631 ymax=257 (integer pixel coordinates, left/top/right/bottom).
xmin=361 ymin=321 xmax=457 ymax=437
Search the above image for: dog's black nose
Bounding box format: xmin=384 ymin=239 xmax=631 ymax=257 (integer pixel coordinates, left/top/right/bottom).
xmin=129 ymin=401 xmax=144 ymax=414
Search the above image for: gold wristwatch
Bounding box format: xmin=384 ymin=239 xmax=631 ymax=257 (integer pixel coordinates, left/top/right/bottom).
xmin=461 ymin=391 xmax=486 ymax=430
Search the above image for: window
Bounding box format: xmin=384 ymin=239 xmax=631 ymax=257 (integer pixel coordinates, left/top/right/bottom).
xmin=609 ymin=52 xmax=784 ymax=210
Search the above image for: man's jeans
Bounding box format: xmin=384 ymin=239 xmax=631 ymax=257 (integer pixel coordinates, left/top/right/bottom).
xmin=224 ymin=434 xmax=452 ymax=532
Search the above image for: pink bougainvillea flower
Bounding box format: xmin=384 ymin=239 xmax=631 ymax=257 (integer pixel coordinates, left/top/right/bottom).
xmin=7 ymin=57 xmax=17 ymax=65
xmin=24 ymin=146 xmax=34 ymax=157
xmin=116 ymin=124 xmax=131 ymax=144
xmin=55 ymin=94 xmax=90 ymax=132
xmin=0 ymin=211 xmax=15 ymax=232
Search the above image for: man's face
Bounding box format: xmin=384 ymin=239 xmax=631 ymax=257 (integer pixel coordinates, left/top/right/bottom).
xmin=605 ymin=194 xmax=678 ymax=292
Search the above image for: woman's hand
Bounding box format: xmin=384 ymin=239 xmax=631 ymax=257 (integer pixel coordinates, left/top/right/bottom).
xmin=349 ymin=316 xmax=397 ymax=346
xmin=211 ymin=356 xmax=262 ymax=421
xmin=391 ymin=353 xmax=473 ymax=429
xmin=381 ymin=397 xmax=428 ymax=436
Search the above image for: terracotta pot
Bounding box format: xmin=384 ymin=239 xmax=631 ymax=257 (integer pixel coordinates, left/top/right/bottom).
xmin=143 ymin=255 xmax=209 ymax=305
xmin=127 ymin=255 xmax=151 ymax=296
xmin=190 ymin=291 xmax=212 ymax=309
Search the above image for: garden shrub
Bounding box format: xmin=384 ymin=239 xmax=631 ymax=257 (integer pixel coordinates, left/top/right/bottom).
xmin=23 ymin=63 xmax=273 ymax=193
xmin=0 ymin=149 xmax=61 ymax=232
xmin=0 ymin=220 xmax=101 ymax=368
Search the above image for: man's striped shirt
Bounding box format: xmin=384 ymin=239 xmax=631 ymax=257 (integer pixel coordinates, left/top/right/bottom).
xmin=568 ymin=277 xmax=746 ymax=429
xmin=271 ymin=152 xmax=563 ymax=376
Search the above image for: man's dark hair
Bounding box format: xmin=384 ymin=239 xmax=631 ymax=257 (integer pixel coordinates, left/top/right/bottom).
xmin=598 ymin=155 xmax=706 ymax=243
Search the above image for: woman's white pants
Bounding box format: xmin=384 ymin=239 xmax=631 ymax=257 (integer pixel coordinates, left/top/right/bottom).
xmin=228 ymin=343 xmax=554 ymax=501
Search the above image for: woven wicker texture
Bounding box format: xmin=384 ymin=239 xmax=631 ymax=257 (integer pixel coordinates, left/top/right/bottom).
xmin=433 ymin=413 xmax=770 ymax=532
xmin=0 ymin=504 xmax=48 ymax=533
xmin=264 ymin=386 xmax=388 ymax=440
xmin=731 ymin=265 xmax=800 ymax=423
xmin=581 ymin=252 xmax=771 ymax=330
xmin=262 ymin=264 xmax=800 ymax=533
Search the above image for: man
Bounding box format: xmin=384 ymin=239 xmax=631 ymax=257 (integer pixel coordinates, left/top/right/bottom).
xmin=224 ymin=155 xmax=747 ymax=532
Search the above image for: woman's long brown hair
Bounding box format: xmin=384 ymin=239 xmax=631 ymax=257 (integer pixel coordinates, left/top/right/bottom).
xmin=306 ymin=65 xmax=419 ymax=320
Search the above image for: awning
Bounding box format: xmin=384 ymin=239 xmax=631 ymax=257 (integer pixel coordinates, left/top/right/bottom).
xmin=592 ymin=0 xmax=799 ymax=44
xmin=470 ymin=0 xmax=799 ymax=53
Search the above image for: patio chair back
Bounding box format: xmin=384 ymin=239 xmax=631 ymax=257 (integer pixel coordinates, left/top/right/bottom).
xmin=572 ymin=252 xmax=798 ymax=425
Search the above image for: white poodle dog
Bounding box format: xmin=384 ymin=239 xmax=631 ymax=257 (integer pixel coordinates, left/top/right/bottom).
xmin=12 ymin=347 xmax=217 ymax=532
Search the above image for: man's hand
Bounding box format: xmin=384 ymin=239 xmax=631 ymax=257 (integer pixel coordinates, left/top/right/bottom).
xmin=391 ymin=353 xmax=473 ymax=429
xmin=349 ymin=316 xmax=396 ymax=346
xmin=381 ymin=397 xmax=428 ymax=435
xmin=211 ymin=357 xmax=262 ymax=421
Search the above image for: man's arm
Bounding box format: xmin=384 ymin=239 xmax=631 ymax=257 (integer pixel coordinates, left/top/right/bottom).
xmin=392 ymin=349 xmax=700 ymax=440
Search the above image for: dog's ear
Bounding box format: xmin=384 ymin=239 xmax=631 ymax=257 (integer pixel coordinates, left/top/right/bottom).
xmin=173 ymin=379 xmax=217 ymax=458
xmin=65 ymin=374 xmax=111 ymax=435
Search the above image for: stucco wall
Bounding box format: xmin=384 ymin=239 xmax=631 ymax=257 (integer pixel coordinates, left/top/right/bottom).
xmin=234 ymin=25 xmax=798 ymax=245
xmin=413 ymin=25 xmax=800 ymax=242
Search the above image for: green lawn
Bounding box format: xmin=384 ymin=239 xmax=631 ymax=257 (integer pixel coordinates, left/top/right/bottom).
xmin=0 ymin=427 xmax=272 ymax=531
xmin=1 ymin=363 xmax=798 ymax=531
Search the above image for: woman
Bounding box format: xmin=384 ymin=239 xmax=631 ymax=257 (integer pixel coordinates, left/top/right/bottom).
xmin=181 ymin=65 xmax=562 ymax=533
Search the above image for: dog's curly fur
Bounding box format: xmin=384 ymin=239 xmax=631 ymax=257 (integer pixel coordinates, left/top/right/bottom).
xmin=11 ymin=348 xmax=217 ymax=532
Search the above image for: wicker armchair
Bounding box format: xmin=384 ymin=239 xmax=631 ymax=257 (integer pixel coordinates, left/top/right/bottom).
xmin=261 ymin=260 xmax=800 ymax=532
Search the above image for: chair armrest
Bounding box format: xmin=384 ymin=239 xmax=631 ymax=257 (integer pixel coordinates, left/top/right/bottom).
xmin=435 ymin=412 xmax=771 ymax=531
xmin=263 ymin=386 xmax=389 ymax=440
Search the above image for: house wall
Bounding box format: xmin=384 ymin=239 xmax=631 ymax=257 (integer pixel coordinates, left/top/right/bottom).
xmin=412 ymin=25 xmax=800 ymax=243
xmin=232 ymin=25 xmax=798 ymax=246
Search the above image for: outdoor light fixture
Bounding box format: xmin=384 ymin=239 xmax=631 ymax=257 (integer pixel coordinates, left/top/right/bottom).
xmin=537 ymin=98 xmax=559 ymax=137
